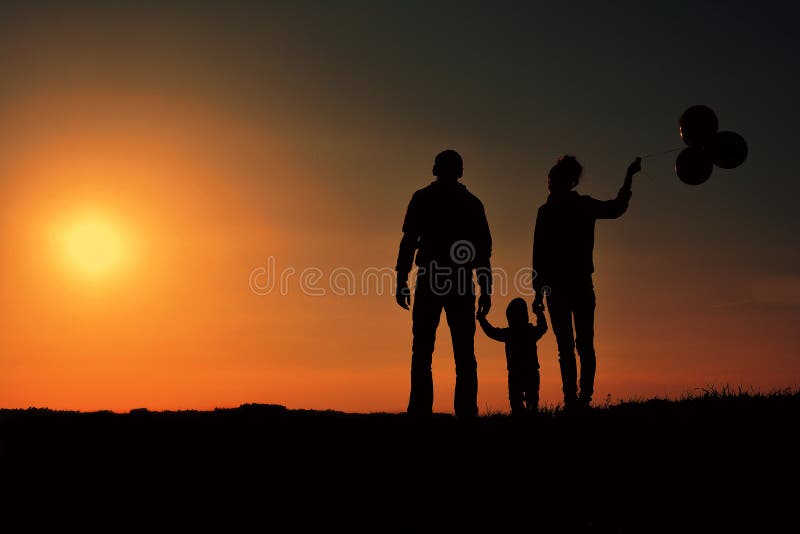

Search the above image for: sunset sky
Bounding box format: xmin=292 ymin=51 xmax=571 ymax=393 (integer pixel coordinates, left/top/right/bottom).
xmin=1 ymin=1 xmax=798 ymax=413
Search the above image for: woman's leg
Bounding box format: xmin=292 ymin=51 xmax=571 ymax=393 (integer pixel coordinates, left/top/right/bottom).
xmin=573 ymin=283 xmax=597 ymax=405
xmin=547 ymin=287 xmax=578 ymax=407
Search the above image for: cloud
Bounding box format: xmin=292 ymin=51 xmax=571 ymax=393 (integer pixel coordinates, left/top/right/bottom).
xmin=751 ymin=276 xmax=800 ymax=307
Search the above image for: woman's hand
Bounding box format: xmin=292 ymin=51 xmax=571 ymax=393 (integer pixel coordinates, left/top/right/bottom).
xmin=627 ymin=157 xmax=642 ymax=177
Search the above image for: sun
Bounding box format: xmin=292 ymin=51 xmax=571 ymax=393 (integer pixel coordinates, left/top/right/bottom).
xmin=61 ymin=216 xmax=125 ymax=278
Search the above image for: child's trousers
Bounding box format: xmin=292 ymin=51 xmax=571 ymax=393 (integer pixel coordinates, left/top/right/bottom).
xmin=508 ymin=367 xmax=539 ymax=414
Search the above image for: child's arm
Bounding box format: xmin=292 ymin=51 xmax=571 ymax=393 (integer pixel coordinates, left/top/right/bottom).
xmin=477 ymin=316 xmax=507 ymax=342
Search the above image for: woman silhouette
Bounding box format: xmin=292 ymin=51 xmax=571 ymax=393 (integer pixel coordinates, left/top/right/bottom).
xmin=532 ymin=155 xmax=641 ymax=409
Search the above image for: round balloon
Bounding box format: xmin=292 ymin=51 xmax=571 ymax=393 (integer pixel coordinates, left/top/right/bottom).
xmin=709 ymin=131 xmax=748 ymax=169
xmin=679 ymin=105 xmax=718 ymax=148
xmin=675 ymin=147 xmax=713 ymax=185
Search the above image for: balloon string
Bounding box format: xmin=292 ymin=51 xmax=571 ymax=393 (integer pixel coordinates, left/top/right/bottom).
xmin=642 ymin=147 xmax=682 ymax=159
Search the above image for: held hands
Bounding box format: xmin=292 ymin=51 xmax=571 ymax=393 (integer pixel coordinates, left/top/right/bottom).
xmin=627 ymin=157 xmax=642 ymax=177
xmin=532 ymin=292 xmax=545 ymax=314
xmin=396 ymin=280 xmax=411 ymax=310
xmin=477 ymin=294 xmax=492 ymax=317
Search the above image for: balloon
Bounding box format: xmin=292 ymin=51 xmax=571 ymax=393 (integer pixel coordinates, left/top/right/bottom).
xmin=675 ymin=147 xmax=713 ymax=185
xmin=679 ymin=105 xmax=718 ymax=148
xmin=709 ymin=131 xmax=748 ymax=169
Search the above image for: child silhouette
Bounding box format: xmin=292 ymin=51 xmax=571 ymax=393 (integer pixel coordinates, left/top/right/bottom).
xmin=478 ymin=298 xmax=548 ymax=415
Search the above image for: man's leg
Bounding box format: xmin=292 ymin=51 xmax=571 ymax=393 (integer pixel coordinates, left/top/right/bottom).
xmin=573 ymin=284 xmax=597 ymax=406
xmin=547 ymin=287 xmax=578 ymax=407
xmin=445 ymin=292 xmax=478 ymax=418
xmin=408 ymin=285 xmax=443 ymax=415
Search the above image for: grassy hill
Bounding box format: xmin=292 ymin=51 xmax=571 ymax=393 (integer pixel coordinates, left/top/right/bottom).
xmin=2 ymin=388 xmax=797 ymax=531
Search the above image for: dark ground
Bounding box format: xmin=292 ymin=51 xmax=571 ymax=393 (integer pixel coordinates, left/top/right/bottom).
xmin=1 ymin=389 xmax=797 ymax=532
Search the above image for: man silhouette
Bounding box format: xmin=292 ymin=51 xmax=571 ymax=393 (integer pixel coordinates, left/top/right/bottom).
xmin=396 ymin=150 xmax=492 ymax=417
xmin=532 ymin=155 xmax=641 ymax=409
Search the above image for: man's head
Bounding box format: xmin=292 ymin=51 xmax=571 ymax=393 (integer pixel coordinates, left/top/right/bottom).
xmin=433 ymin=150 xmax=463 ymax=182
xmin=506 ymin=298 xmax=529 ymax=328
xmin=548 ymin=155 xmax=582 ymax=193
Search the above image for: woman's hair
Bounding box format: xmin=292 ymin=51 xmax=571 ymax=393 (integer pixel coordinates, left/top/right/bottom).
xmin=548 ymin=155 xmax=583 ymax=193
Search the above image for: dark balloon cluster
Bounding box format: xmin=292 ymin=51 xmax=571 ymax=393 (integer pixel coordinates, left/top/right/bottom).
xmin=676 ymin=105 xmax=748 ymax=185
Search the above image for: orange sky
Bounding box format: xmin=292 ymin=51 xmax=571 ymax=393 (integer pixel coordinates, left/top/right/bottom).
xmin=1 ymin=2 xmax=798 ymax=413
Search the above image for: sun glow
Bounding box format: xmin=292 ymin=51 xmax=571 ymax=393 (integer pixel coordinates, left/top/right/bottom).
xmin=61 ymin=215 xmax=126 ymax=279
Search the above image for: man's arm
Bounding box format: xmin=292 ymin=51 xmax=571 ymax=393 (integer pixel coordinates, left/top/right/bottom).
xmin=396 ymin=232 xmax=418 ymax=284
xmin=395 ymin=193 xmax=421 ymax=310
xmin=477 ymin=316 xmax=506 ymax=342
xmin=474 ymin=200 xmax=493 ymax=315
xmin=532 ymin=207 xmax=548 ymax=307
xmin=590 ymin=157 xmax=641 ymax=220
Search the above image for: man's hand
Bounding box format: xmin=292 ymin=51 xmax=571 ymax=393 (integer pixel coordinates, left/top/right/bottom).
xmin=477 ymin=294 xmax=491 ymax=317
xmin=396 ymin=280 xmax=411 ymax=310
xmin=627 ymin=157 xmax=642 ymax=177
